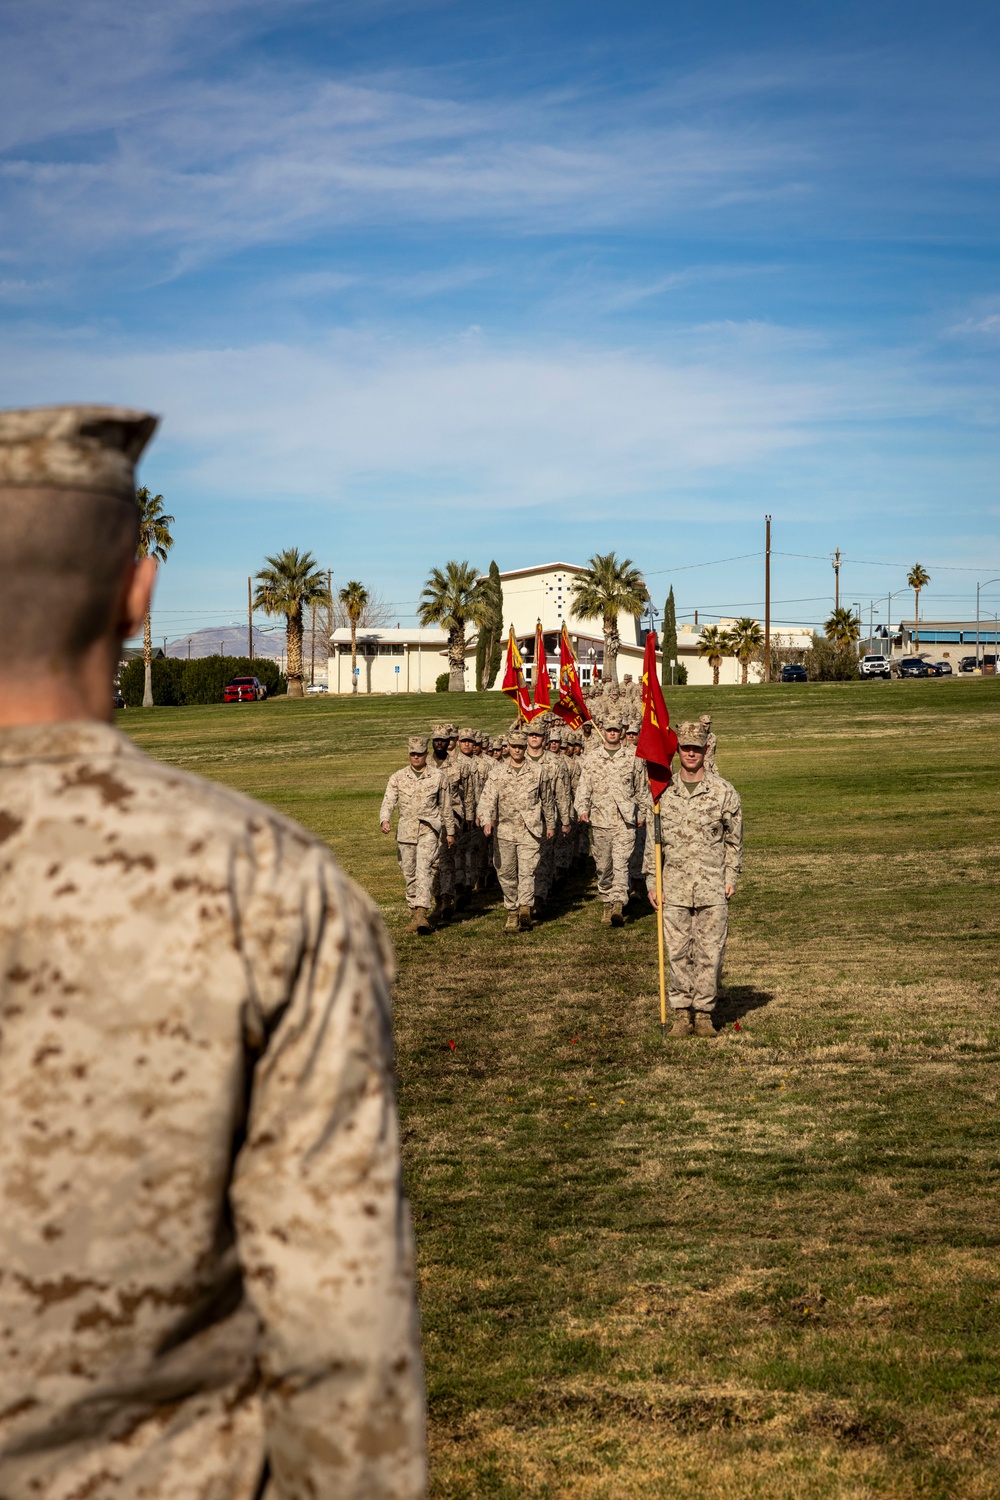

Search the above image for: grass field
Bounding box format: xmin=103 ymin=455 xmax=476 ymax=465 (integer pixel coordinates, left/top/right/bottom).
xmin=120 ymin=680 xmax=1000 ymax=1499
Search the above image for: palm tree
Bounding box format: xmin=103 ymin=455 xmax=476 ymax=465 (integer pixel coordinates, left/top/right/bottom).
xmin=569 ymin=552 xmax=648 ymax=687
xmin=697 ymin=624 xmax=729 ymax=687
xmin=907 ymin=564 xmax=930 ymax=651
xmin=136 ymin=487 xmax=174 ymax=708
xmin=338 ymin=581 xmax=370 ymax=694
xmin=823 ymin=606 xmax=861 ymax=645
xmin=254 ymin=548 xmax=330 ymax=698
xmin=726 ymin=617 xmax=765 ymax=685
xmin=418 ymin=561 xmax=489 ymax=692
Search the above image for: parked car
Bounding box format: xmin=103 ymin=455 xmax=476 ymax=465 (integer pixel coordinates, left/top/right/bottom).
xmin=780 ymin=663 xmax=808 ymax=683
xmin=858 ymin=653 xmax=891 ymax=679
xmin=896 ymin=658 xmax=933 ymax=678
xmin=959 ymin=656 xmax=979 ymax=673
xmin=113 ymin=689 xmax=126 ymax=710
xmin=932 ymin=661 xmax=953 ymax=676
xmin=305 ymin=683 xmax=328 ymax=695
xmin=223 ymin=676 xmax=267 ymax=703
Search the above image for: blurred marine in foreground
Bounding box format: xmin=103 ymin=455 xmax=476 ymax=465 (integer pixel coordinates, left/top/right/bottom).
xmin=0 ymin=406 xmax=426 ymax=1500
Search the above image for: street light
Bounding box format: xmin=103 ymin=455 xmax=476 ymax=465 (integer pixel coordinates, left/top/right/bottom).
xmin=885 ymin=587 xmax=908 ymax=662
xmin=851 ymin=602 xmax=862 ymax=656
xmin=976 ymin=579 xmax=1000 ymax=666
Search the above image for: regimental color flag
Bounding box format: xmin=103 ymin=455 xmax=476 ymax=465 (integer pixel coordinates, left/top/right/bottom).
xmin=501 ymin=625 xmax=533 ymax=721
xmin=533 ymin=620 xmax=552 ymax=715
xmin=636 ymin=630 xmax=679 ymax=802
xmin=554 ymin=623 xmax=592 ymax=729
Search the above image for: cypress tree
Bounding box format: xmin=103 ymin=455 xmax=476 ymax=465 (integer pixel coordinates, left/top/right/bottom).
xmin=661 ymin=587 xmax=678 ymax=688
xmin=476 ymin=562 xmax=504 ymax=690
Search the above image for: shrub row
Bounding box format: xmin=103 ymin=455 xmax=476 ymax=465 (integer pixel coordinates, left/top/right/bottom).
xmin=119 ymin=655 xmax=287 ymax=707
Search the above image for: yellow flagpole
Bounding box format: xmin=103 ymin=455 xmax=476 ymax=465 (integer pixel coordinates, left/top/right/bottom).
xmin=653 ymin=798 xmax=667 ymax=1039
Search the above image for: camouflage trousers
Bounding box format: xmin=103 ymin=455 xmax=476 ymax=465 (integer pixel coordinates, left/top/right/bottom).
xmin=662 ymin=903 xmax=729 ymax=1012
xmin=455 ymin=825 xmax=477 ymax=888
xmin=535 ymin=831 xmax=556 ymax=902
xmin=554 ymin=822 xmax=574 ymax=876
xmin=590 ymin=823 xmax=636 ymax=904
xmin=629 ymin=822 xmax=646 ymax=889
xmin=437 ymin=826 xmax=457 ymax=901
xmin=397 ymin=832 xmax=440 ymax=910
xmin=495 ymin=837 xmax=542 ymax=910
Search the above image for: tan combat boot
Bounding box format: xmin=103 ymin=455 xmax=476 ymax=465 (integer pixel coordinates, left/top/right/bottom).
xmin=601 ymin=904 xmax=613 ymax=926
xmin=504 ymin=910 xmax=519 ymax=933
xmin=670 ymin=1009 xmax=694 ymax=1038
xmin=610 ymin=900 xmax=624 ymax=927
xmin=693 ymin=1012 xmax=716 ymax=1037
xmin=408 ymin=908 xmax=431 ymax=935
xmin=518 ymin=905 xmax=533 ymax=930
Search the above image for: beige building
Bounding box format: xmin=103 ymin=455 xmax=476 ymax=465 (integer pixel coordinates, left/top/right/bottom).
xmin=326 ymin=562 xmax=813 ymax=694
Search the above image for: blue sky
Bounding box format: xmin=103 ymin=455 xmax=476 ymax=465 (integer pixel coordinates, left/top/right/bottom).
xmin=2 ymin=0 xmax=999 ymax=639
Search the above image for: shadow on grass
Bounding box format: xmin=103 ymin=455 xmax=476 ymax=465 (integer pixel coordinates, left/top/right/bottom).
xmin=715 ymin=984 xmax=775 ymax=1024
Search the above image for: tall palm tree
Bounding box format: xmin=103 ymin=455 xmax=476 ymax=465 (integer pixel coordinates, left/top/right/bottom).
xmin=824 ymin=606 xmax=861 ymax=645
xmin=569 ymin=552 xmax=648 ymax=687
xmin=418 ymin=560 xmax=489 ymax=691
xmin=907 ymin=563 xmax=930 ymax=651
xmin=136 ymin=487 xmax=174 ymax=708
xmin=338 ymin=581 xmax=370 ymax=694
xmin=254 ymin=548 xmax=330 ymax=698
xmin=727 ymin=617 xmax=765 ymax=685
xmin=697 ymin=624 xmax=729 ymax=687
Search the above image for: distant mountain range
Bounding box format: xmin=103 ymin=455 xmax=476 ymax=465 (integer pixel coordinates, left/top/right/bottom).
xmin=165 ymin=625 xmax=287 ymax=660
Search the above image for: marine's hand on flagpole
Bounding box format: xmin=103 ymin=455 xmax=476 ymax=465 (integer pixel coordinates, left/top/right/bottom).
xmin=647 ymin=884 xmax=660 ymax=911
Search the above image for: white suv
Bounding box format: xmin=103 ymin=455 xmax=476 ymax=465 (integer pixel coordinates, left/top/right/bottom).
xmin=858 ymin=654 xmax=891 ymax=678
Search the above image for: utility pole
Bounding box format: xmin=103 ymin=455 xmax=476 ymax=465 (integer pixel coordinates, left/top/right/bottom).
xmin=248 ymin=576 xmax=254 ymax=662
xmin=310 ymin=603 xmax=316 ymax=685
xmin=764 ymin=515 xmax=772 ymax=682
xmin=833 ymin=548 xmax=841 ymax=612
xmin=327 ymin=568 xmax=333 ymax=681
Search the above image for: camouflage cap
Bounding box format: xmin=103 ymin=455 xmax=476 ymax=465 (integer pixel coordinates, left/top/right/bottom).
xmin=547 ymin=725 xmax=563 ymax=742
xmin=677 ymin=720 xmax=709 ymax=747
xmin=525 ymin=719 xmax=547 ymax=735
xmin=458 ymin=726 xmax=475 ymax=740
xmin=508 ymin=728 xmax=528 ymax=747
xmin=431 ymin=723 xmax=451 ymax=739
xmin=627 ymin=721 xmax=641 ymax=735
xmin=446 ymin=724 xmax=459 ymax=737
xmin=408 ymin=735 xmax=428 ymax=753
xmin=699 ymin=714 xmax=712 ymax=727
xmin=490 ymin=736 xmax=503 ymax=750
xmin=0 ymin=403 xmax=159 ymax=501
xmin=602 ymin=715 xmax=625 ymax=731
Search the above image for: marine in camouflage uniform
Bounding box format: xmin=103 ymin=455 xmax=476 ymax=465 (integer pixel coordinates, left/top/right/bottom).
xmin=644 ymin=719 xmax=743 ymax=1037
xmin=524 ymin=721 xmax=571 ymax=910
xmin=0 ymin=405 xmax=425 ymax=1500
xmin=699 ymin=713 xmax=718 ymax=774
xmin=478 ymin=729 xmax=556 ymax=931
xmin=625 ymin=720 xmax=647 ymax=894
xmin=575 ymin=715 xmax=647 ymax=925
xmin=452 ymin=728 xmax=480 ymax=904
xmin=470 ymin=732 xmax=494 ymax=890
xmin=380 ymin=734 xmax=455 ymax=932
xmin=429 ymin=725 xmax=468 ymax=918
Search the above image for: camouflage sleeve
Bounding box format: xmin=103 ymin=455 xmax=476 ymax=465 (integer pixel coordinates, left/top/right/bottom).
xmin=574 ymin=764 xmax=593 ymax=819
xmin=555 ymin=766 xmax=572 ymax=826
xmin=231 ymin=854 xmax=426 ymax=1500
xmin=379 ymin=771 xmax=400 ymax=827
xmin=722 ymin=786 xmax=743 ymax=888
xmin=539 ymin=768 xmax=558 ymax=831
xmin=438 ymin=770 xmax=456 ymax=838
xmin=478 ymin=770 xmax=499 ymax=829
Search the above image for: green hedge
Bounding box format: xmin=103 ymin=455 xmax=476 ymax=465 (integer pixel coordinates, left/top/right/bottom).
xmin=119 ymin=655 xmax=287 ymax=707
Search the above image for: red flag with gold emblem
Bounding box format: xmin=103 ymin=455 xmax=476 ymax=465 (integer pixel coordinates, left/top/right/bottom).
xmin=636 ymin=630 xmax=678 ymax=802
xmin=501 ymin=625 xmax=533 ymax=720
xmin=532 ymin=620 xmax=552 ymax=714
xmin=554 ymin=623 xmax=591 ymax=728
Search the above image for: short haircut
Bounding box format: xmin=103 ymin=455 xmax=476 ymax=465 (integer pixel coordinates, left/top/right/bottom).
xmin=0 ymin=488 xmax=139 ymax=668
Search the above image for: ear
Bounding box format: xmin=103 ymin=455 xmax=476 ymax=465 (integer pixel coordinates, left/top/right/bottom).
xmin=120 ymin=556 xmax=158 ymax=639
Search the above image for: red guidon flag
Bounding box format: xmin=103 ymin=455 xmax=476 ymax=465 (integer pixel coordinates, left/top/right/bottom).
xmin=533 ymin=621 xmax=552 ymax=714
xmin=554 ymin=623 xmax=591 ymax=729
xmin=636 ymin=630 xmax=678 ymax=802
xmin=501 ymin=626 xmax=533 ymax=721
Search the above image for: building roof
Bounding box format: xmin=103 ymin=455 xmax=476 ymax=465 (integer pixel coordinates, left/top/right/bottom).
xmin=497 ymin=561 xmax=585 ymax=580
xmin=329 ymin=627 xmax=446 ymax=644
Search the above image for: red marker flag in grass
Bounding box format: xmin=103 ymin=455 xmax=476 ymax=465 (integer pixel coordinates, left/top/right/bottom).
xmin=636 ymin=630 xmax=678 ymax=802
xmin=554 ymin=623 xmax=591 ymax=728
xmin=501 ymin=625 xmax=533 ymax=721
xmin=532 ymin=620 xmax=552 ymax=714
